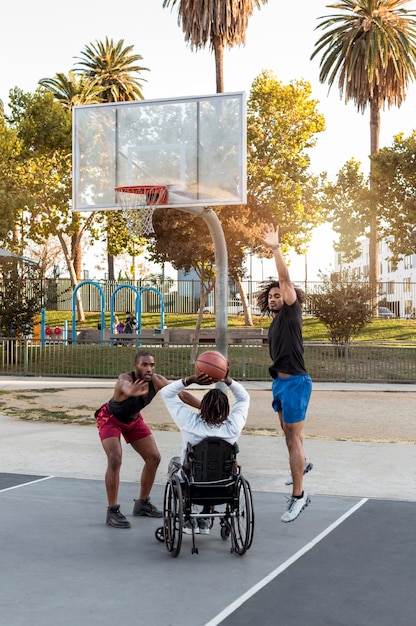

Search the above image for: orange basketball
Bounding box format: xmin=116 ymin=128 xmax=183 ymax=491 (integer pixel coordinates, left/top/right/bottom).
xmin=195 ymin=350 xmax=229 ymax=382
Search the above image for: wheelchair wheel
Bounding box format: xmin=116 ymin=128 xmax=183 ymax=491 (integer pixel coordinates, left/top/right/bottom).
xmin=231 ymin=475 xmax=254 ymax=555
xmin=163 ymin=474 xmax=183 ymax=558
xmin=155 ymin=526 xmax=164 ymax=542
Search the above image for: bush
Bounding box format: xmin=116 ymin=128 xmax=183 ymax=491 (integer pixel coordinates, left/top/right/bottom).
xmin=311 ymin=274 xmax=377 ymax=345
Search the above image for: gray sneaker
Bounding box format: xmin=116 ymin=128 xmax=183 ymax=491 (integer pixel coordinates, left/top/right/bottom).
xmin=106 ymin=505 xmax=131 ymax=528
xmin=281 ymin=493 xmax=310 ymax=523
xmin=284 ymin=461 xmax=313 ymax=486
xmin=198 ymin=518 xmax=210 ymax=535
xmin=133 ymin=498 xmax=162 ymax=518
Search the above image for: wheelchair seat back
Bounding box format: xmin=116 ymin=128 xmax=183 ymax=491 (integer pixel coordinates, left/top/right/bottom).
xmin=185 ymin=437 xmax=239 ymax=505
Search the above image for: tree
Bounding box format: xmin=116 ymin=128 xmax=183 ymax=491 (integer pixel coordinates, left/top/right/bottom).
xmin=0 ymin=260 xmax=42 ymax=338
xmin=38 ymin=71 xmax=104 ymax=109
xmin=73 ymin=37 xmax=150 ymax=279
xmin=150 ymin=208 xmax=216 ymax=322
xmin=5 ymin=88 xmax=96 ymax=321
xmin=74 ymin=37 xmax=149 ymax=102
xmin=0 ymin=118 xmax=22 ymax=243
xmin=311 ymin=0 xmax=416 ymax=288
xmin=312 ymin=272 xmax=377 ymax=345
xmin=163 ymin=0 xmax=268 ymax=93
xmin=372 ymin=131 xmax=416 ymax=263
xmin=322 ymin=158 xmax=370 ymax=262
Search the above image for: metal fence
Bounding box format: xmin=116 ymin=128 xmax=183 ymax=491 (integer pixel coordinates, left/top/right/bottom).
xmin=43 ymin=278 xmax=416 ymax=319
xmin=1 ymin=338 xmax=415 ymax=383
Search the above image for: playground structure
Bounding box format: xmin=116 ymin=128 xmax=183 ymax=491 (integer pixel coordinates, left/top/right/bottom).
xmin=40 ymin=281 xmax=165 ymax=346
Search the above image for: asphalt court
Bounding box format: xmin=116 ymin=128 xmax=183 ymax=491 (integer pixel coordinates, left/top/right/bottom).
xmin=1 ymin=473 xmax=414 ymax=626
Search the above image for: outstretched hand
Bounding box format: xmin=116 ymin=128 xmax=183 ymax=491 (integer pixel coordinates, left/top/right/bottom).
xmin=260 ymin=223 xmax=279 ymax=248
xmin=127 ymin=378 xmax=149 ymax=397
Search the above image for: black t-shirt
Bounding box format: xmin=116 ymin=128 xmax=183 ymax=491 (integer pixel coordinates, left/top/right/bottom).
xmin=268 ymin=300 xmax=308 ymax=378
xmin=108 ymin=372 xmax=157 ymax=423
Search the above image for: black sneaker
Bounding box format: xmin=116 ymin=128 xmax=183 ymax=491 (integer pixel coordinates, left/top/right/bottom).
xmin=133 ymin=498 xmax=163 ymax=518
xmin=106 ymin=505 xmax=131 ymax=528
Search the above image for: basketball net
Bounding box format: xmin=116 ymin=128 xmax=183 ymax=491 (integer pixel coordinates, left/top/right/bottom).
xmin=115 ymin=185 xmax=168 ymax=236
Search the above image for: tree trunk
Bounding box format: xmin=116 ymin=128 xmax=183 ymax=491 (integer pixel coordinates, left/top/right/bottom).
xmin=72 ymin=231 xmax=83 ymax=281
xmin=213 ymin=37 xmax=224 ymax=93
xmin=369 ymin=101 xmax=380 ymax=303
xmin=56 ymin=231 xmax=85 ymax=322
xmin=107 ymin=250 xmax=115 ymax=281
xmin=233 ymin=273 xmax=253 ymax=326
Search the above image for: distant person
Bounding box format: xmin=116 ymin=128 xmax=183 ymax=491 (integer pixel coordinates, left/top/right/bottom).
xmin=94 ymin=350 xmax=201 ymax=528
xmin=160 ymin=370 xmax=250 ymax=534
xmin=258 ymin=223 xmax=312 ymax=523
xmin=114 ymin=315 xmax=125 ymax=334
xmin=124 ymin=311 xmax=138 ymax=334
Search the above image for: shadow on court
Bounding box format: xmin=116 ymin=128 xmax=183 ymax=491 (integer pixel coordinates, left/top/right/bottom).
xmin=1 ymin=473 xmax=414 ymax=626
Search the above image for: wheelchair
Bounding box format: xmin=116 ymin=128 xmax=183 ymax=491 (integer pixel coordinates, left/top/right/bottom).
xmin=155 ymin=437 xmax=254 ymax=557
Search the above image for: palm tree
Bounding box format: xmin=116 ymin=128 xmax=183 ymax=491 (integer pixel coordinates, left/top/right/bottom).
xmin=74 ymin=37 xmax=149 ymax=101
xmin=163 ymin=0 xmax=268 ymax=93
xmin=311 ymin=0 xmax=416 ymax=286
xmin=39 ymin=71 xmax=104 ymax=109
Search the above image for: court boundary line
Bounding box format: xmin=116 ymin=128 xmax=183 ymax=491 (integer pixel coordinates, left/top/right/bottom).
xmin=0 ymin=476 xmax=54 ymax=492
xmin=205 ymin=498 xmax=369 ymax=626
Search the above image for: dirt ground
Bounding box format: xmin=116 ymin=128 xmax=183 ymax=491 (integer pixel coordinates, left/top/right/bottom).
xmin=0 ymin=386 xmax=414 ymax=444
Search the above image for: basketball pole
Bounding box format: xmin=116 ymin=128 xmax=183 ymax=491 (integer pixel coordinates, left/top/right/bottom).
xmin=177 ymin=205 xmax=229 ymax=368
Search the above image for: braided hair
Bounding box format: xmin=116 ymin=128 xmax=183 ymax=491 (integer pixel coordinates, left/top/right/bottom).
xmin=256 ymin=278 xmax=306 ymax=314
xmin=200 ymin=389 xmax=230 ymax=427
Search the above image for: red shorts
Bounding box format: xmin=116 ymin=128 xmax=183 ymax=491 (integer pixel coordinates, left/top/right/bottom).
xmin=95 ymin=403 xmax=152 ymax=443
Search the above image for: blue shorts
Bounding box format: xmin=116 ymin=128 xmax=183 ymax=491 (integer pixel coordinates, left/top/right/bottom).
xmin=272 ymin=375 xmax=312 ymax=424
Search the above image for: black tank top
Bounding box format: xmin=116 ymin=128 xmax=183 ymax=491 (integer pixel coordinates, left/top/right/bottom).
xmin=108 ymin=372 xmax=157 ymax=423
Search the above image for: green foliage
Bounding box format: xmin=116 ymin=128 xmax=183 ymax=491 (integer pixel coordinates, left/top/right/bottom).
xmin=246 ymin=70 xmax=327 ymax=255
xmin=311 ymin=274 xmax=377 ymax=345
xmin=372 ymin=132 xmax=416 ymax=264
xmin=0 ymin=118 xmax=22 ymax=241
xmin=0 ymin=261 xmax=43 ymax=336
xmin=73 ymin=37 xmax=149 ymax=102
xmin=322 ymin=159 xmax=370 ymax=262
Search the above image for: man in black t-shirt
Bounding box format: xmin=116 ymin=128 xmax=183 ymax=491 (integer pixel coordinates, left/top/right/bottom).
xmin=258 ymin=224 xmax=313 ymax=523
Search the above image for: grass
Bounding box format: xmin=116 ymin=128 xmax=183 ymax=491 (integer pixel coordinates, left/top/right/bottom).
xmin=44 ymin=310 xmax=416 ymax=344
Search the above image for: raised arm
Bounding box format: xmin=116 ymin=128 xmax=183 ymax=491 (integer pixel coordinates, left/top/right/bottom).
xmin=260 ymin=223 xmax=296 ymax=306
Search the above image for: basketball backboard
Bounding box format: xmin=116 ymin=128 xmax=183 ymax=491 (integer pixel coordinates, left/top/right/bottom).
xmin=72 ymin=92 xmax=246 ymax=212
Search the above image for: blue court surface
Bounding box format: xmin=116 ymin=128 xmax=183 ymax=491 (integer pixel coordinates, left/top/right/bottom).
xmin=1 ymin=473 xmax=414 ymax=626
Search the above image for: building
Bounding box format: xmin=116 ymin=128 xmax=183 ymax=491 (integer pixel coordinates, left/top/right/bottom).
xmin=333 ymin=238 xmax=416 ymax=318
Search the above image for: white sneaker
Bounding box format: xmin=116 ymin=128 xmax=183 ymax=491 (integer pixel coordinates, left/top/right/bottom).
xmin=281 ymin=493 xmax=310 ymax=523
xmin=183 ymin=519 xmax=199 ymax=535
xmin=284 ymin=461 xmax=313 ymax=486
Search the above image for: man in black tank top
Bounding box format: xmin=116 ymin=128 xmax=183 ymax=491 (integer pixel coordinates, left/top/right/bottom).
xmin=95 ymin=350 xmax=201 ymax=528
xmin=258 ymin=224 xmax=313 ymax=524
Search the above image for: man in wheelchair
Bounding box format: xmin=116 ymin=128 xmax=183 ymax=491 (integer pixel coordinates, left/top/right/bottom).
xmin=160 ymin=370 xmax=250 ymax=536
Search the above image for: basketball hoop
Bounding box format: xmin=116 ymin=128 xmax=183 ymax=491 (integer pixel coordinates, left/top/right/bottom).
xmin=115 ymin=185 xmax=168 ymax=236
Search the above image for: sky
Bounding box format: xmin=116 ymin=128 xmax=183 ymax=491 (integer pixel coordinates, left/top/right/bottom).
xmin=2 ymin=0 xmax=416 ymax=280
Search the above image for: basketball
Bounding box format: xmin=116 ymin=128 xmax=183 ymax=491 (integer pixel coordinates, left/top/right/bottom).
xmin=195 ymin=351 xmax=229 ymax=382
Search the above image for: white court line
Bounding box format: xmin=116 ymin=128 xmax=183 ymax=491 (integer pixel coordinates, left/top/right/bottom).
xmin=0 ymin=475 xmax=54 ymax=492
xmin=205 ymin=498 xmax=369 ymax=626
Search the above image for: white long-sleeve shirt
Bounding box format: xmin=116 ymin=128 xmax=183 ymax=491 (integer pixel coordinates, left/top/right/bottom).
xmin=160 ymin=379 xmax=250 ymax=463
